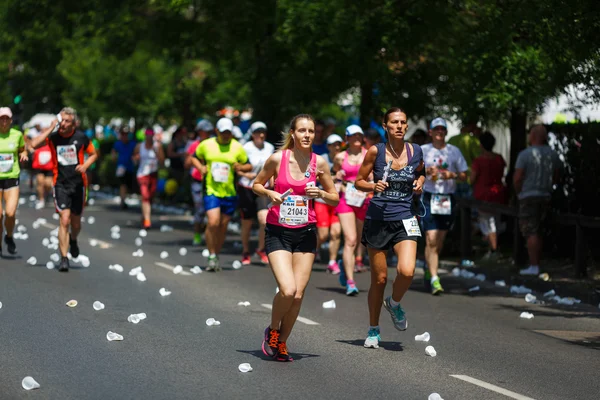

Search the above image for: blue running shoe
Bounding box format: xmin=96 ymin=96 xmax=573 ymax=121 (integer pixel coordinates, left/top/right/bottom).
xmin=346 ymin=282 xmax=359 ymax=296
xmin=338 ymin=260 xmax=347 ymax=287
xmin=383 ymin=296 xmax=408 ymax=331
xmin=364 ymin=327 xmax=381 ymax=349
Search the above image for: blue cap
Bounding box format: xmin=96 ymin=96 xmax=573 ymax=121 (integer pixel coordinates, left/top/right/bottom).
xmin=430 ymin=118 xmax=447 ymax=130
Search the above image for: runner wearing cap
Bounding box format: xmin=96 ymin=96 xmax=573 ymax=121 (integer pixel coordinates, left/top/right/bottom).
xmin=254 ymin=114 xmax=338 ymax=362
xmin=332 ymin=124 xmax=369 ymax=296
xmin=0 ymin=107 xmax=28 ymax=256
xmin=355 ymin=107 xmax=425 ymax=348
xmin=185 ymin=120 xmax=214 ymax=246
xmin=192 ymin=117 xmax=251 ymax=271
xmin=421 ymin=117 xmax=468 ymax=294
xmin=239 ymin=122 xmax=274 ymax=265
xmin=316 ymin=133 xmax=343 ymax=273
xmin=133 ymin=129 xmax=165 ymax=229
xmin=29 ymin=107 xmax=98 ymax=271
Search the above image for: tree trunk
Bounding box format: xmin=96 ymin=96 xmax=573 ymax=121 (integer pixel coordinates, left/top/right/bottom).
xmin=359 ymin=80 xmax=374 ymax=130
xmin=506 ymin=107 xmax=527 ymax=194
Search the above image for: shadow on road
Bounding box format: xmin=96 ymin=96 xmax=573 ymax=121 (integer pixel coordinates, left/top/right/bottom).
xmin=236 ymin=349 xmax=320 ymax=362
xmin=497 ymin=303 xmax=600 ymax=319
xmin=336 ymin=339 xmax=404 ymax=352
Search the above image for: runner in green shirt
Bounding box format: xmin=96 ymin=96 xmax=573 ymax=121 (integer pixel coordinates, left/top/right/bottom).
xmin=0 ymin=107 xmax=28 ymax=256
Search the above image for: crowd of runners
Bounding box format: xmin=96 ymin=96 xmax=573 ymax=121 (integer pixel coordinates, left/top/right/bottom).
xmin=1 ymin=104 xmax=558 ymax=361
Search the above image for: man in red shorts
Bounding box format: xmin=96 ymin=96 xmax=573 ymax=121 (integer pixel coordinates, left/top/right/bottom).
xmin=29 ymin=107 xmax=97 ymax=272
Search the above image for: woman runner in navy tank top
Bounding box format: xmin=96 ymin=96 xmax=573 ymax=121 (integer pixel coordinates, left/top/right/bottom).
xmin=355 ymin=108 xmax=425 ymax=349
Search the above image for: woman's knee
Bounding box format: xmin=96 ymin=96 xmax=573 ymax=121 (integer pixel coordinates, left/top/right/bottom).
xmin=278 ymin=285 xmax=297 ymax=299
xmin=372 ymin=274 xmax=387 ymax=287
xmin=344 ymin=235 xmax=358 ymax=249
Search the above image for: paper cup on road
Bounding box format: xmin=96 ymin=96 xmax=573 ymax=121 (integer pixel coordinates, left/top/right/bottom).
xmin=238 ymin=363 xmax=253 ymax=373
xmin=232 ymin=260 xmax=242 ymax=270
xmin=415 ymin=332 xmax=430 ymax=342
xmin=179 ymin=247 xmax=187 ymax=256
xmin=206 ymin=318 xmax=220 ymax=326
xmin=22 ymin=376 xmax=40 ymax=390
xmin=202 ymin=249 xmax=210 ymax=257
xmin=159 ymin=288 xmax=171 ymax=297
xmin=322 ymin=300 xmax=336 ymax=309
xmin=425 ymin=346 xmax=437 ymax=357
xmin=139 ymin=229 xmax=148 ymax=237
xmin=107 ymin=331 xmax=123 ymax=341
xmin=66 ymin=300 xmax=78 ymax=308
xmin=160 ymin=251 xmax=169 ymax=259
xmin=173 ymin=265 xmax=183 ymax=274
xmin=93 ymin=301 xmax=105 ymax=311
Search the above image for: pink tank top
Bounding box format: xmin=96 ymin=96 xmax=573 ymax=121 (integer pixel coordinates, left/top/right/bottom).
xmin=341 ymin=149 xmax=367 ymax=182
xmin=266 ymin=149 xmax=317 ymax=228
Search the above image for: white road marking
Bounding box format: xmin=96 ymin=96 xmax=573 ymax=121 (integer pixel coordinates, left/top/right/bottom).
xmin=261 ymin=304 xmax=320 ymax=325
xmin=155 ymin=262 xmax=192 ymax=276
xmin=41 ymin=222 xmax=113 ymax=248
xmin=450 ymin=375 xmax=537 ymax=400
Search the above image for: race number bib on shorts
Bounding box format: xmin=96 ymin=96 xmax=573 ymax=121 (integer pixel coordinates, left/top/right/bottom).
xmin=345 ymin=182 xmax=366 ymax=207
xmin=38 ymin=151 xmax=52 ymax=166
xmin=57 ymin=145 xmax=78 ymax=166
xmin=430 ymin=194 xmax=452 ymax=215
xmin=0 ymin=153 xmax=14 ymax=173
xmin=279 ymin=195 xmax=309 ymax=226
xmin=402 ymin=217 xmax=422 ymax=237
xmin=211 ymin=162 xmax=231 ymax=183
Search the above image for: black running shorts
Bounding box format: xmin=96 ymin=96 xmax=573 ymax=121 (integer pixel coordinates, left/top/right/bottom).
xmin=361 ymin=218 xmax=418 ymax=250
xmin=54 ymin=185 xmax=86 ymax=215
xmin=0 ymin=178 xmax=19 ymax=190
xmin=265 ymin=223 xmax=317 ymax=255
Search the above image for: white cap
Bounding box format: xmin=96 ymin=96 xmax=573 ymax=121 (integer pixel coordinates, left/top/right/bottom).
xmin=0 ymin=107 xmax=13 ymax=118
xmin=250 ymin=121 xmax=267 ymax=133
xmin=345 ymin=124 xmax=364 ymax=137
xmin=326 ymin=134 xmax=343 ymax=145
xmin=430 ymin=117 xmax=447 ymax=130
xmin=216 ymin=117 xmax=234 ymax=132
xmin=232 ymin=126 xmax=243 ymax=139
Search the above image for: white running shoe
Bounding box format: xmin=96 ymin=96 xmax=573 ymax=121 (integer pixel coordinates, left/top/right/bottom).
xmin=364 ymin=328 xmax=381 ymax=349
xmin=519 ymin=265 xmax=540 ymax=276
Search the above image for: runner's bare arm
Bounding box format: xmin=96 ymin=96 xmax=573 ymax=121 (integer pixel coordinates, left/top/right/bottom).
xmin=157 ymin=145 xmax=166 ymax=165
xmin=76 ymin=142 xmax=98 ymax=173
xmin=234 ymin=162 xmax=253 ymax=173
xmin=332 ymin=152 xmax=346 ymax=181
xmin=19 ymin=145 xmax=28 ymax=162
xmin=253 ymin=152 xmax=283 ymax=204
xmin=312 ymin=155 xmax=339 ymax=207
xmin=29 ymin=119 xmax=58 ymax=150
xmin=355 ymin=146 xmax=382 ymax=193
xmin=132 ymin=143 xmax=141 ymax=163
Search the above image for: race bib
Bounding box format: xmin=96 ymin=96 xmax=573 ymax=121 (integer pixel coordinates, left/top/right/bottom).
xmin=211 ymin=162 xmax=231 ymax=183
xmin=430 ymin=194 xmax=451 ymax=215
xmin=116 ymin=165 xmax=126 ymax=177
xmin=345 ymin=182 xmax=366 ymax=207
xmin=402 ymin=217 xmax=422 ymax=237
xmin=279 ymin=195 xmax=309 ymax=226
xmin=38 ymin=151 xmax=52 ymax=166
xmin=0 ymin=153 xmax=14 ymax=173
xmin=57 ymin=145 xmax=78 ymax=166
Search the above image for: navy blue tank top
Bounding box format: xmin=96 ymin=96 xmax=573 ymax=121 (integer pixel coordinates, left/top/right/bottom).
xmin=366 ymin=142 xmax=423 ymax=221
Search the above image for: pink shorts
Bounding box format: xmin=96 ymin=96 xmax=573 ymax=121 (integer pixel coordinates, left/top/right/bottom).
xmin=336 ymin=193 xmax=369 ymax=221
xmin=137 ymin=173 xmax=157 ymax=203
xmin=315 ymin=201 xmax=339 ymax=228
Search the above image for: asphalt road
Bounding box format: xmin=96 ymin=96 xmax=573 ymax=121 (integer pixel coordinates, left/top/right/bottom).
xmin=1 ymin=189 xmax=599 ymax=400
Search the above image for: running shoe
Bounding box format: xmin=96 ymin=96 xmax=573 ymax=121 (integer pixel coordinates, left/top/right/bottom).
xmin=354 ymin=258 xmax=368 ymax=273
xmin=261 ymin=327 xmax=279 ymax=358
xmin=142 ymin=219 xmax=152 ymax=229
xmin=519 ymin=265 xmax=540 ymax=276
xmin=35 ymin=200 xmax=45 ymax=210
xmin=431 ymin=277 xmax=444 ymax=295
xmin=423 ymin=266 xmax=432 ymax=292
xmin=275 ymin=342 xmax=294 ymax=362
xmin=327 ymin=261 xmax=341 ymax=275
xmin=192 ymin=233 xmax=203 ymax=246
xmin=120 ymin=201 xmax=129 ymax=210
xmin=364 ymin=328 xmax=381 ymax=349
xmin=242 ymin=252 xmax=251 ymax=266
xmin=346 ymin=282 xmax=359 ymax=296
xmin=206 ymin=255 xmax=220 ymax=272
xmin=383 ymin=296 xmax=408 ymax=331
xmin=256 ymin=249 xmax=269 ymax=265
xmin=338 ymin=261 xmax=347 ymax=287
xmin=69 ymin=236 xmax=80 ymax=258
xmin=4 ymin=235 xmax=16 ymax=255
xmin=58 ymin=257 xmax=70 ymax=272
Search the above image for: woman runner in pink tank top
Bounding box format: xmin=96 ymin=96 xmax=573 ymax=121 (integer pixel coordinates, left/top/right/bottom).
xmin=253 ymin=114 xmax=339 ymax=362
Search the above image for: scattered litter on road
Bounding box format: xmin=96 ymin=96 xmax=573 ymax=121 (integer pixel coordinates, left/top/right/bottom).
xmin=202 ymin=249 xmax=210 ymax=257
xmin=127 ymin=314 xmax=143 ymax=324
xmin=520 ymin=312 xmax=534 ymax=319
xmin=77 ymin=255 xmax=91 ymax=268
xmin=206 ymin=318 xmax=221 ymax=326
xmin=93 ymin=301 xmax=105 ymax=311
xmin=237 ymin=301 xmax=251 ymax=307
xmin=160 ymin=225 xmax=174 ymax=232
xmin=135 ymin=238 xmax=143 ymax=247
xmin=525 ymin=293 xmax=537 ymax=303
xmin=468 ymin=286 xmax=480 ymax=292
xmin=110 ymin=225 xmax=120 ymax=233
xmin=425 ymin=346 xmax=437 ymax=357
xmin=238 ymin=363 xmax=253 ymax=373
xmin=159 ymin=288 xmax=171 ymax=296
xmin=109 ymin=264 xmax=124 ymax=272
xmin=136 ymin=272 xmax=147 ymax=282
xmin=232 ymin=260 xmax=242 ymax=269
xmin=132 ymin=249 xmax=144 ymax=257
xmin=89 ymin=239 xmax=98 ymax=247
xmin=494 ymin=280 xmax=506 ymax=287
xmin=451 ymin=267 xmax=460 ymax=277
xmin=160 ymin=251 xmax=169 ymax=259
xmin=111 ymin=232 xmax=121 ymax=240
xmin=510 ymin=285 xmax=532 ymax=294
xmin=415 ymin=332 xmax=430 ymax=342
xmin=106 ymin=331 xmax=124 ymax=341
xmin=66 ymin=300 xmax=78 ymax=307
xmin=50 ymin=253 xmax=60 ymax=262
xmin=460 ymin=259 xmax=475 ymax=267
xmin=190 ymin=266 xmax=202 ymax=274
xmin=87 ymin=216 xmax=95 ymax=224
xmin=22 ymin=376 xmax=40 ymax=390
xmin=474 ymin=274 xmax=486 ymax=282
xmin=0 ymin=301 xmax=3 ymax=309
xmin=53 ymin=213 xmax=59 ymax=220
xmin=42 ymin=238 xmax=50 ymax=247
xmin=88 ymin=198 xmax=95 ymax=206
xmin=179 ymin=247 xmax=187 ymax=256
xmin=18 ymin=197 xmax=26 ymax=205
xmin=538 ymin=273 xmax=550 ymax=281
xmin=428 ymin=394 xmax=444 ymax=400
xmin=543 ymin=289 xmax=556 ymax=297
xmin=173 ymin=265 xmax=183 ymax=274
xmin=129 ymin=266 xmax=142 ymax=276
xmin=460 ymin=269 xmax=475 ymax=279
xmin=139 ymin=229 xmax=148 ymax=237
xmin=322 ymin=300 xmax=336 ymax=309
xmin=27 ymin=256 xmax=37 ymax=265
xmin=46 ymin=262 xmax=54 ymax=270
